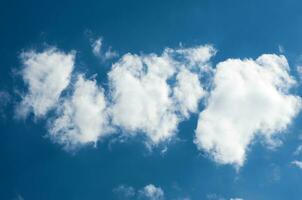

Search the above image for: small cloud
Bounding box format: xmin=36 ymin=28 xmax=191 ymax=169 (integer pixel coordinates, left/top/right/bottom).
xmin=207 ymin=194 xmax=243 ymax=200
xmin=113 ymin=184 xmax=165 ymax=200
xmin=91 ymin=37 xmax=102 ymax=57
xmin=278 ymin=45 xmax=285 ymax=53
xmin=291 ymin=160 xmax=302 ymax=169
xmin=104 ymin=46 xmax=118 ymax=60
xmin=113 ymin=185 xmax=136 ymax=200
xmin=206 ymin=194 xmax=225 ymax=200
xmin=293 ymin=144 xmax=302 ymax=156
xmin=138 ymin=184 xmax=164 ymax=200
xmin=13 ymin=194 xmax=24 ymax=200
xmin=91 ymin=37 xmax=118 ymax=61
xmin=296 ymin=65 xmax=302 ymax=81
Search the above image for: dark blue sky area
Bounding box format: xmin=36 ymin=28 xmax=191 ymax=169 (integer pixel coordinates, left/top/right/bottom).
xmin=1 ymin=1 xmax=302 ymax=200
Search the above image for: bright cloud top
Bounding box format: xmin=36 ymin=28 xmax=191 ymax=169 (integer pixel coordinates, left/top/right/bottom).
xmin=17 ymin=48 xmax=75 ymax=118
xmin=195 ymin=54 xmax=302 ymax=166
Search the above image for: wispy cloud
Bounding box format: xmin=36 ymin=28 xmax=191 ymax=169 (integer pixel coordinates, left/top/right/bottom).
xmin=291 ymin=160 xmax=302 ymax=169
xmin=91 ymin=37 xmax=118 ymax=61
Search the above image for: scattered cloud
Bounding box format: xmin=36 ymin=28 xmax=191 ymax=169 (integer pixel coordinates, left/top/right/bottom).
xmin=278 ymin=45 xmax=285 ymax=53
xmin=296 ymin=65 xmax=302 ymax=81
xmin=207 ymin=194 xmax=243 ymax=200
xmin=91 ymin=37 xmax=118 ymax=61
xmin=293 ymin=144 xmax=302 ymax=155
xmin=113 ymin=185 xmax=136 ymax=200
xmin=195 ymin=54 xmax=301 ymax=167
xmin=17 ymin=48 xmax=75 ymax=118
xmin=16 ymin=44 xmax=302 ymax=169
xmin=291 ymin=160 xmax=302 ymax=169
xmin=206 ymin=193 xmax=225 ymax=200
xmin=138 ymin=184 xmax=165 ymax=200
xmin=91 ymin=38 xmax=102 ymax=56
xmin=114 ymin=184 xmax=164 ymax=200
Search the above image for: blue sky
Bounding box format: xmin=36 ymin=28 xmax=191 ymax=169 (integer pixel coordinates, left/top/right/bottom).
xmin=1 ymin=0 xmax=302 ymax=200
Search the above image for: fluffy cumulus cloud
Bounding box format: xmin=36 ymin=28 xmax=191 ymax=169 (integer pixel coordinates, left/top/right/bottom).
xmin=195 ymin=54 xmax=302 ymax=166
xmin=17 ymin=43 xmax=302 ymax=168
xmin=108 ymin=45 xmax=213 ymax=144
xmin=17 ymin=45 xmax=213 ymax=149
xmin=49 ymin=75 xmax=109 ymax=149
xmin=17 ymin=48 xmax=75 ymax=118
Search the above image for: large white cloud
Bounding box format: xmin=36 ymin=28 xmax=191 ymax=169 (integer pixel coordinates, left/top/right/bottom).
xmin=17 ymin=44 xmax=213 ymax=149
xmin=49 ymin=75 xmax=109 ymax=149
xmin=17 ymin=48 xmax=75 ymax=118
xmin=195 ymin=54 xmax=302 ymax=166
xmin=108 ymin=45 xmax=214 ymax=144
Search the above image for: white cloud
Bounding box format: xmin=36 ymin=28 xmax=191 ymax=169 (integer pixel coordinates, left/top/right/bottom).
xmin=195 ymin=54 xmax=302 ymax=166
xmin=230 ymin=198 xmax=243 ymax=200
xmin=138 ymin=184 xmax=165 ymax=200
xmin=108 ymin=45 xmax=213 ymax=144
xmin=91 ymin=37 xmax=118 ymax=61
xmin=108 ymin=53 xmax=178 ymax=144
xmin=171 ymin=45 xmax=216 ymax=67
xmin=291 ymin=160 xmax=302 ymax=169
xmin=17 ymin=48 xmax=75 ymax=118
xmin=49 ymin=75 xmax=109 ymax=149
